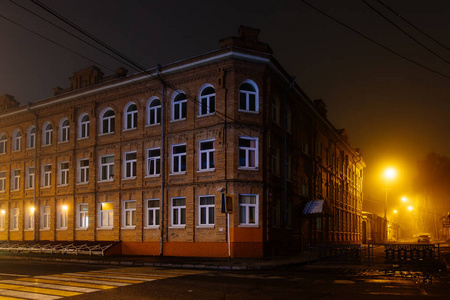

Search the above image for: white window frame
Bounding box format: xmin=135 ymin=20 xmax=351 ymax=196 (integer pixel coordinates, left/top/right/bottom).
xmin=41 ymin=206 xmax=50 ymax=229
xmin=43 ymin=122 xmax=52 ymax=145
xmin=59 ymin=118 xmax=70 ymax=142
xmin=11 ymin=169 xmax=20 ymax=191
xmin=239 ymin=136 xmax=258 ymax=169
xmin=99 ymin=155 xmax=114 ymax=182
xmin=10 ymin=207 xmax=19 ymax=230
xmin=100 ymin=108 xmax=115 ymax=135
xmin=124 ymin=102 xmax=138 ymax=130
xmin=147 ymin=97 xmax=161 ymax=126
xmin=57 ymin=205 xmax=68 ymax=229
xmin=77 ymin=203 xmax=89 ymax=229
xmin=78 ymin=113 xmax=90 ymax=139
xmin=99 ymin=202 xmax=113 ymax=228
xmin=27 ymin=126 xmax=36 ymax=149
xmin=171 ymin=197 xmax=186 ymax=227
xmin=123 ymin=151 xmax=137 ymax=179
xmin=172 ymin=144 xmax=186 ymax=174
xmin=239 ymin=194 xmax=259 ymax=226
xmin=78 ymin=158 xmax=89 ymax=184
xmin=199 ymin=85 xmax=216 ymax=116
xmin=239 ymin=80 xmax=259 ymax=112
xmin=146 ymin=199 xmax=160 ymax=228
xmin=199 ymin=139 xmax=215 ymax=171
xmin=0 ymin=171 xmax=6 ymax=191
xmin=172 ymin=92 xmax=187 ymax=121
xmin=59 ymin=162 xmax=69 ymax=186
xmin=42 ymin=164 xmax=52 ymax=187
xmin=146 ymin=148 xmax=160 ymax=177
xmin=0 ymin=134 xmax=6 ymax=154
xmin=198 ymin=195 xmax=215 ymax=226
xmin=12 ymin=129 xmax=21 ymax=152
xmin=122 ymin=200 xmax=136 ymax=228
xmin=26 ymin=166 xmax=35 ymax=190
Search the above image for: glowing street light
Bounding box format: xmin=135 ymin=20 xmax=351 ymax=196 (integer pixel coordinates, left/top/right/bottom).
xmin=401 ymin=196 xmax=408 ymax=203
xmin=383 ymin=167 xmax=397 ymax=242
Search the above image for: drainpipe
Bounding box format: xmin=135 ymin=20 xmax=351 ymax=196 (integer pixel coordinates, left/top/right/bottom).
xmin=27 ymin=104 xmax=38 ymax=242
xmin=157 ymin=65 xmax=165 ymax=256
xmin=283 ymin=76 xmax=295 ymax=224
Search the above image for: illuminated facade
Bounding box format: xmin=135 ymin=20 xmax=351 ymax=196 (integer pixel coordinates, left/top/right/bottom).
xmin=0 ymin=27 xmax=364 ymax=257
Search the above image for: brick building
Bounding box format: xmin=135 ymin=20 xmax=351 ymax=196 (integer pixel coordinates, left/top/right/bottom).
xmin=0 ymin=27 xmax=364 ymax=257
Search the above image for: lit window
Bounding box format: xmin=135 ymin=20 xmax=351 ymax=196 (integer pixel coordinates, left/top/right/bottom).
xmin=100 ymin=155 xmax=114 ymax=181
xmin=239 ymin=194 xmax=258 ymax=225
xmin=199 ymin=86 xmax=215 ymax=115
xmin=199 ymin=140 xmax=214 ymax=171
xmin=12 ymin=129 xmax=21 ymax=151
xmin=60 ymin=118 xmax=70 ymax=142
xmin=27 ymin=126 xmax=36 ymax=148
xmin=124 ymin=151 xmax=137 ymax=179
xmin=42 ymin=165 xmax=52 ymax=187
xmin=57 ymin=204 xmax=68 ymax=229
xmin=146 ymin=148 xmax=160 ymax=176
xmin=171 ymin=197 xmax=186 ymax=226
xmin=25 ymin=206 xmax=35 ymax=230
xmin=173 ymin=92 xmax=187 ymax=121
xmin=77 ymin=203 xmax=89 ymax=228
xmin=100 ymin=108 xmax=115 ymax=134
xmin=124 ymin=103 xmax=137 ymax=130
xmin=239 ymin=80 xmax=258 ymax=112
xmin=99 ymin=202 xmax=113 ymax=228
xmin=172 ymin=144 xmax=186 ymax=173
xmin=10 ymin=207 xmax=19 ymax=230
xmin=43 ymin=122 xmax=52 ymax=145
xmin=41 ymin=206 xmax=50 ymax=229
xmin=78 ymin=159 xmax=89 ymax=184
xmin=146 ymin=199 xmax=160 ymax=227
xmin=239 ymin=137 xmax=258 ymax=169
xmin=11 ymin=169 xmax=20 ymax=191
xmin=123 ymin=200 xmax=136 ymax=227
xmin=0 ymin=210 xmax=5 ymax=230
xmin=59 ymin=162 xmax=69 ymax=186
xmin=199 ymin=196 xmax=214 ymax=226
xmin=79 ymin=114 xmax=90 ymax=139
xmin=147 ymin=98 xmax=161 ymax=125
xmin=0 ymin=134 xmax=6 ymax=154
xmin=0 ymin=171 xmax=6 ymax=191
xmin=25 ymin=167 xmax=35 ymax=189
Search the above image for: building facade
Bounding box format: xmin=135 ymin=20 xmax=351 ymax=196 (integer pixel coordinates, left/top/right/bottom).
xmin=0 ymin=27 xmax=364 ymax=257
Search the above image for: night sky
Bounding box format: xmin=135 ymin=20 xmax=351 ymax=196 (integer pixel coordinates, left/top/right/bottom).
xmin=1 ymin=0 xmax=450 ymax=214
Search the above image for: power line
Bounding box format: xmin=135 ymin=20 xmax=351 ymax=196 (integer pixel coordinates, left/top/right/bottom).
xmin=301 ymin=0 xmax=450 ymax=80
xmin=362 ymin=0 xmax=450 ymax=64
xmin=375 ymin=0 xmax=450 ymax=51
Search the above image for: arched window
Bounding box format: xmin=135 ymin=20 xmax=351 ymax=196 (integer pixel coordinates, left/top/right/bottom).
xmin=0 ymin=134 xmax=7 ymax=154
xmin=239 ymin=80 xmax=258 ymax=112
xmin=147 ymin=98 xmax=161 ymax=126
xmin=172 ymin=92 xmax=187 ymax=121
xmin=78 ymin=113 xmax=90 ymax=139
xmin=43 ymin=122 xmax=52 ymax=145
xmin=124 ymin=102 xmax=137 ymax=130
xmin=100 ymin=108 xmax=115 ymax=134
xmin=12 ymin=129 xmax=21 ymax=151
xmin=27 ymin=126 xmax=36 ymax=149
xmin=59 ymin=118 xmax=70 ymax=142
xmin=199 ymin=85 xmax=215 ymax=116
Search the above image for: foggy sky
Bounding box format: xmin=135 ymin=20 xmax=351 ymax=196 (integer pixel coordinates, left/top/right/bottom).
xmin=1 ymin=0 xmax=450 ymax=214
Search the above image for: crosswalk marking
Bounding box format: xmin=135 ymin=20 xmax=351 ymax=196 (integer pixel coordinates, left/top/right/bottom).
xmin=0 ymin=266 xmax=205 ymax=299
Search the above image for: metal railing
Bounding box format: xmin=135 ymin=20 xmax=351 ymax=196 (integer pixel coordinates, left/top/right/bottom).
xmin=384 ymin=243 xmax=440 ymax=264
xmin=0 ymin=241 xmax=114 ymax=256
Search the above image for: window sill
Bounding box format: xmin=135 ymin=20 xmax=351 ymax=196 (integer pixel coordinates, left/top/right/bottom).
xmin=98 ymin=132 xmax=115 ymax=137
xmin=25 ymin=187 xmax=35 ymax=190
xmin=58 ymin=184 xmax=69 ymax=187
xmin=77 ymin=182 xmax=89 ymax=186
xmin=12 ymin=150 xmax=21 ymax=153
xmin=170 ymin=118 xmax=187 ymax=123
xmin=121 ymin=226 xmax=136 ymax=230
xmin=42 ymin=144 xmax=52 ymax=147
xmin=97 ymin=227 xmax=113 ymax=230
xmin=58 ymin=141 xmax=69 ymax=144
xmin=238 ymin=224 xmax=259 ymax=228
xmin=77 ymin=137 xmax=89 ymax=141
xmin=56 ymin=228 xmax=68 ymax=231
xmin=24 ymin=229 xmax=35 ymax=232
xmin=123 ymin=128 xmax=137 ymax=132
xmin=169 ymin=225 xmax=186 ymax=229
xmin=144 ymin=225 xmax=160 ymax=230
xmin=9 ymin=229 xmax=19 ymax=232
xmin=98 ymin=179 xmax=114 ymax=183
xmin=41 ymin=186 xmax=51 ymax=189
xmin=122 ymin=177 xmax=136 ymax=181
xmin=145 ymin=123 xmax=161 ymax=128
xmin=196 ymin=225 xmax=214 ymax=229
xmin=197 ymin=169 xmax=215 ymax=173
xmin=197 ymin=113 xmax=215 ymax=118
xmin=145 ymin=174 xmax=160 ymax=179
xmin=238 ymin=109 xmax=259 ymax=114
xmin=40 ymin=229 xmax=50 ymax=231
xmin=75 ymin=227 xmax=88 ymax=231
xmin=170 ymin=171 xmax=186 ymax=176
xmin=238 ymin=167 xmax=259 ymax=171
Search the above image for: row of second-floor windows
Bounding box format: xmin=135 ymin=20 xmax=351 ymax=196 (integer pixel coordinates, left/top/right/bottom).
xmin=0 ymin=194 xmax=259 ymax=231
xmin=0 ymin=80 xmax=260 ymax=155
xmin=0 ymin=136 xmax=259 ymax=191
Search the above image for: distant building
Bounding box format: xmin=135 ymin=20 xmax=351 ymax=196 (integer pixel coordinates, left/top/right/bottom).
xmin=0 ymin=27 xmax=364 ymax=257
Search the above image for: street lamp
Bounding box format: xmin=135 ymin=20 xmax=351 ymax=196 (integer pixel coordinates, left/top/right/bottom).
xmin=393 ymin=209 xmax=399 ymax=242
xmin=383 ymin=168 xmax=397 ymax=242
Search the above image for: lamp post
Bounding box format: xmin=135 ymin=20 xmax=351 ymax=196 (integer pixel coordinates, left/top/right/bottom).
xmin=383 ymin=168 xmax=396 ymax=242
xmin=393 ymin=209 xmax=399 ymax=242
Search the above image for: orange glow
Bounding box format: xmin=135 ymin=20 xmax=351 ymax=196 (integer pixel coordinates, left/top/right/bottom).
xmin=393 ymin=209 xmax=398 ymax=214
xmin=0 ymin=210 xmax=4 ymax=215
xmin=401 ymin=196 xmax=408 ymax=202
xmin=30 ymin=206 xmax=35 ymax=214
xmin=62 ymin=205 xmax=68 ymax=211
xmin=384 ymin=168 xmax=397 ymax=180
xmin=408 ymin=206 xmax=413 ymax=211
